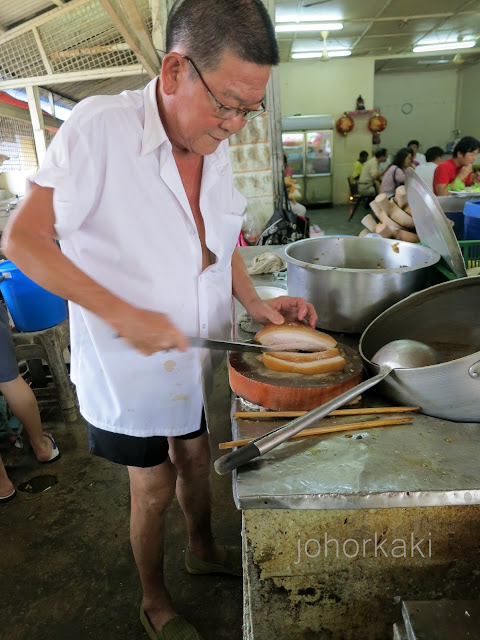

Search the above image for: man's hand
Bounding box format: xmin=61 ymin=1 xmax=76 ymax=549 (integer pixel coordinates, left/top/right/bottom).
xmin=245 ymin=295 xmax=318 ymax=328
xmin=114 ymin=308 xmax=189 ymax=356
xmin=458 ymin=164 xmax=473 ymax=181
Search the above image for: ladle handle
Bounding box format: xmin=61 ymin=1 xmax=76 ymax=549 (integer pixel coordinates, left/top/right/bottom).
xmin=214 ymin=366 xmax=392 ymax=475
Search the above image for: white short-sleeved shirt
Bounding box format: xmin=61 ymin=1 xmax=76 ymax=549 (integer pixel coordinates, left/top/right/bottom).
xmin=358 ymin=156 xmax=379 ymax=188
xmin=415 ymin=152 xmax=426 ymax=165
xmin=30 ymin=78 xmax=247 ymax=436
xmin=414 ymin=162 xmax=437 ymax=190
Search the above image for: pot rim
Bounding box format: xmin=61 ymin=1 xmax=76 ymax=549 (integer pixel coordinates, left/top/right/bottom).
xmin=284 ymin=236 xmax=440 ymax=274
xmin=359 ymin=275 xmax=480 ymax=369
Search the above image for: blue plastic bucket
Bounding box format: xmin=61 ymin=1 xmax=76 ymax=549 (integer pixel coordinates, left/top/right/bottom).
xmin=464 ymin=200 xmax=480 ymax=241
xmin=444 ymin=211 xmax=464 ymax=240
xmin=0 ymin=260 xmax=67 ymax=331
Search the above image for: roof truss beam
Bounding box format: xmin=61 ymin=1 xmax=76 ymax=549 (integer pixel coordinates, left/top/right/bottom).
xmin=99 ymin=0 xmax=160 ymax=79
xmin=0 ymin=65 xmax=144 ymax=91
xmin=0 ymin=0 xmax=160 ymax=89
xmin=0 ymin=100 xmax=63 ymax=130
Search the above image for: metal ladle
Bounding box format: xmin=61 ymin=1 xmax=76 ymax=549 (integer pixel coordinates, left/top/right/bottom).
xmin=214 ymin=339 xmax=438 ymax=475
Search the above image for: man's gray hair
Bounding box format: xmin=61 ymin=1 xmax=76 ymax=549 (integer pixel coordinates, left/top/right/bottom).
xmin=166 ymin=0 xmax=279 ymax=71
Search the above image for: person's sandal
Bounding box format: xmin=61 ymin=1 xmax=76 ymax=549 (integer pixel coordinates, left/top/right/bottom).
xmin=185 ymin=545 xmax=242 ymax=577
xmin=0 ymin=488 xmax=16 ymax=504
xmin=39 ymin=433 xmax=61 ymax=464
xmin=140 ymin=606 xmax=204 ymax=640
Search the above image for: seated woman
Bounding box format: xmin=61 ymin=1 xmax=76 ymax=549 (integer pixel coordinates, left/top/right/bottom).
xmin=379 ymin=148 xmax=413 ymax=196
xmin=433 ymin=136 xmax=480 ymax=196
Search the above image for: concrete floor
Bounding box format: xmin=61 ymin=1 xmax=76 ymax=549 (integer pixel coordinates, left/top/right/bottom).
xmin=0 ymin=361 xmax=242 ymax=640
xmin=307 ymin=203 xmax=365 ymax=237
xmin=0 ymin=203 xmax=355 ymax=640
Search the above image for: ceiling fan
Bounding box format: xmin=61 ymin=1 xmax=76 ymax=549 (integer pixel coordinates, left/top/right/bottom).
xmin=319 ymin=30 xmax=330 ymax=61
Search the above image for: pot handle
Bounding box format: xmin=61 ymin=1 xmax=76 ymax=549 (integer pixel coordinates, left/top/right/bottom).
xmin=469 ymin=361 xmax=480 ymax=380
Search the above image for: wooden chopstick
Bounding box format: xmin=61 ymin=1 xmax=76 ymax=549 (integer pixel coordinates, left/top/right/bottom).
xmin=232 ymin=406 xmax=420 ymax=419
xmin=219 ymin=417 xmax=413 ymax=450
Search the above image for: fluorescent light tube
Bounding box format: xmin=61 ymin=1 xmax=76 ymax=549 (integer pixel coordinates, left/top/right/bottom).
xmin=276 ymin=14 xmax=343 ymax=23
xmin=327 ymin=50 xmax=352 ymax=57
xmin=276 ymin=22 xmax=343 ymax=33
xmin=292 ymin=50 xmax=351 ymax=59
xmin=413 ymin=41 xmax=476 ymax=53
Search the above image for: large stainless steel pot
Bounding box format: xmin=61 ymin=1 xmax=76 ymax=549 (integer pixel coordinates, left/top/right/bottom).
xmin=360 ymin=276 xmax=480 ymax=422
xmin=285 ymin=236 xmax=440 ymax=333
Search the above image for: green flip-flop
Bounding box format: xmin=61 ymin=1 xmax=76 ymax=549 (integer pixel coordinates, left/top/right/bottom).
xmin=185 ymin=545 xmax=242 ymax=577
xmin=140 ymin=606 xmax=204 ymax=640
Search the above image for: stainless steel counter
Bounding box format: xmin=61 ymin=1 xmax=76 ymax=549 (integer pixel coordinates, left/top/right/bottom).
xmin=437 ymin=193 xmax=480 ymax=213
xmin=231 ymin=246 xmax=480 ymax=512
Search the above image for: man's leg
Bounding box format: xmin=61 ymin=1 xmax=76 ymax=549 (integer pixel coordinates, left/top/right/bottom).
xmin=128 ymin=460 xmax=178 ymax=630
xmin=168 ymin=432 xmax=225 ymax=564
xmin=0 ymin=454 xmax=14 ymax=498
xmin=0 ymin=375 xmax=53 ymax=461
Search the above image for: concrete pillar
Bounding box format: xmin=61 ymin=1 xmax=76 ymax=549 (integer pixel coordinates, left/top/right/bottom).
xmin=229 ymin=0 xmax=282 ymax=243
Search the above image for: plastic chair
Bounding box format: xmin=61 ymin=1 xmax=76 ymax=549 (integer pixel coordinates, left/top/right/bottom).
xmin=347 ymin=176 xmax=372 ymax=221
xmin=11 ymin=319 xmax=79 ymax=422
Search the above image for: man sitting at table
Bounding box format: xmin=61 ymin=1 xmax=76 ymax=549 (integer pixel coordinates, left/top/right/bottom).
xmin=433 ymin=136 xmax=480 ymax=196
xmin=358 ymin=148 xmax=388 ymax=196
xmin=415 ymin=146 xmax=444 ymax=191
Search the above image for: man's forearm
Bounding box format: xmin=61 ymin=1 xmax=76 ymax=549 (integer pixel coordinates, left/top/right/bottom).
xmin=231 ymin=248 xmax=260 ymax=308
xmin=434 ymin=183 xmax=449 ymax=196
xmin=2 ymin=208 xmax=133 ymax=331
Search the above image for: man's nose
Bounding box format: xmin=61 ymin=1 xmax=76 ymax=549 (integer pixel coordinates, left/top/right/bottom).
xmin=220 ymin=113 xmax=248 ymax=134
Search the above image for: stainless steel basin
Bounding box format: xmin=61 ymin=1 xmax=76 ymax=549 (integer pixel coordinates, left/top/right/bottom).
xmin=285 ymin=236 xmax=440 ymax=333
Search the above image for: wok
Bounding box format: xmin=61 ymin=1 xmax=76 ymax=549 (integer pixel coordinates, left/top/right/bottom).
xmin=360 ymin=276 xmax=480 ymax=422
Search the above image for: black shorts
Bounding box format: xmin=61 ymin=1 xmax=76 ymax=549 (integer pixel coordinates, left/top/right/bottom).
xmin=87 ymin=411 xmax=207 ymax=468
xmin=0 ymin=301 xmax=19 ymax=384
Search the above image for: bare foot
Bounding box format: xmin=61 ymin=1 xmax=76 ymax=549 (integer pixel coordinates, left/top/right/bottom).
xmin=143 ymin=598 xmax=178 ymax=631
xmin=32 ymin=433 xmax=54 ymax=463
xmin=189 ymin=541 xmax=226 ymax=565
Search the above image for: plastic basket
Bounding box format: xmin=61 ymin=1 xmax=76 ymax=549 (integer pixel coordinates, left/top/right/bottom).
xmin=434 ymin=240 xmax=480 ymax=281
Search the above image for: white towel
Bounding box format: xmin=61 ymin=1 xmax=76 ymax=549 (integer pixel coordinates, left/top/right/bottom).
xmin=247 ymin=252 xmax=286 ymax=275
xmin=237 ymin=312 xmax=263 ymax=334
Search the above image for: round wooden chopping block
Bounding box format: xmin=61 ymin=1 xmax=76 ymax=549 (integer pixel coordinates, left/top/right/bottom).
xmin=228 ymin=343 xmax=363 ymax=411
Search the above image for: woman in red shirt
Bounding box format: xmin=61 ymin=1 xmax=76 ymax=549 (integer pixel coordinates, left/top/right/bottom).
xmin=433 ymin=136 xmax=480 ymax=196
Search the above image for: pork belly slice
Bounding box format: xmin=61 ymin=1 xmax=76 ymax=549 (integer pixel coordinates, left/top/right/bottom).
xmin=262 ymin=353 xmax=346 ymax=375
xmin=254 ymin=322 xmax=336 ymax=352
xmin=268 ymin=348 xmax=340 ymax=362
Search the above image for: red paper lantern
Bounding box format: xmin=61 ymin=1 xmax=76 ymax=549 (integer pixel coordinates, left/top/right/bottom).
xmin=336 ymin=114 xmax=354 ymax=136
xmin=368 ymin=114 xmax=387 ymax=133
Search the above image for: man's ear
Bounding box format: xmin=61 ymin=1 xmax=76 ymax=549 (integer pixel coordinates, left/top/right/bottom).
xmin=161 ymin=53 xmax=183 ymax=96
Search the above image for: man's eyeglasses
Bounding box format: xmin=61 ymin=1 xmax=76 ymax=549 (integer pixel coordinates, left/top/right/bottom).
xmin=182 ymin=55 xmax=266 ymax=122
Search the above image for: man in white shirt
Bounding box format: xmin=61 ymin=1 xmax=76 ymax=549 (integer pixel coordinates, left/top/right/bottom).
xmin=358 ymin=148 xmax=388 ymax=196
xmin=415 ymin=146 xmax=445 ymax=190
xmin=407 ymin=139 xmax=427 ymax=165
xmin=2 ymin=1 xmax=317 ymax=638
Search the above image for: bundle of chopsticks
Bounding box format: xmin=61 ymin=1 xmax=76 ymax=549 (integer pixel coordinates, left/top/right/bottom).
xmin=219 ymin=406 xmax=420 ymax=450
